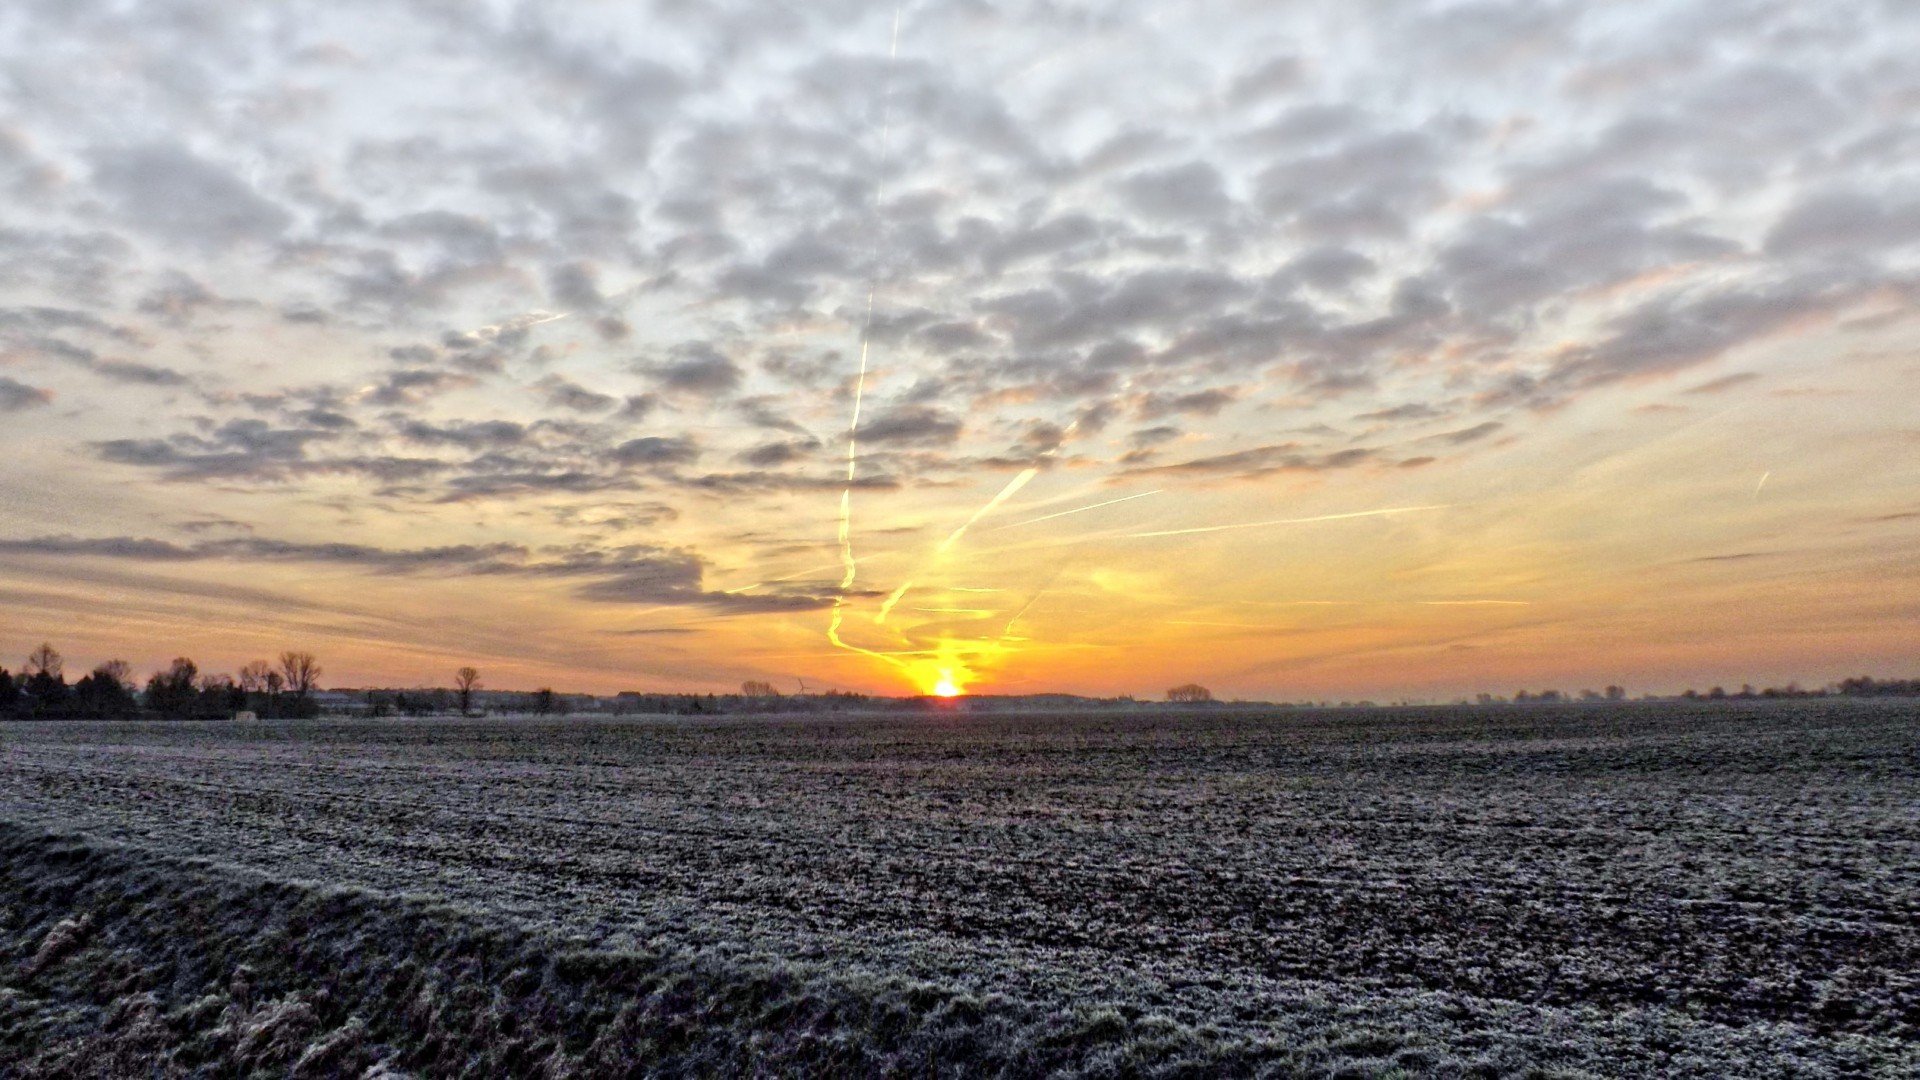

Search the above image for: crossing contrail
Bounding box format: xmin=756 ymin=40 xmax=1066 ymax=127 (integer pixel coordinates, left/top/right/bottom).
xmin=938 ymin=467 xmax=1038 ymax=553
xmin=994 ymin=489 xmax=1163 ymax=530
xmin=1125 ymin=505 xmax=1449 ymax=539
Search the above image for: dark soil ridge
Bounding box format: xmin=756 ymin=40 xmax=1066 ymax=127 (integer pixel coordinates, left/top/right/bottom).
xmin=0 ymin=823 xmax=1332 ymax=1078
xmin=0 ymin=822 xmax=1910 ymax=1078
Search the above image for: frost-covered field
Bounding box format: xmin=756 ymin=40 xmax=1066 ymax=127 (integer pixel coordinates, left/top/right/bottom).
xmin=0 ymin=701 xmax=1916 ymax=1075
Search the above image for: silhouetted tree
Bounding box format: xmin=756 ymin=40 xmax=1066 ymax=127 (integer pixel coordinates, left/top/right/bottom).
xmin=263 ymin=670 xmax=285 ymax=717
xmin=197 ymin=674 xmax=245 ymax=718
xmin=741 ymin=680 xmax=778 ymax=697
xmin=279 ymin=651 xmax=321 ymax=707
xmin=455 ymin=666 xmax=481 ymax=715
xmin=0 ymin=668 xmax=16 ymax=716
xmin=1167 ymin=683 xmax=1213 ymax=703
xmin=97 ymin=660 xmax=132 ymax=690
xmin=533 ymin=687 xmax=557 ymax=715
xmin=71 ymin=662 xmax=138 ymax=719
xmin=1605 ymin=685 xmax=1627 ymax=701
xmin=24 ymin=643 xmax=62 ymax=681
xmin=145 ymin=658 xmax=200 ymax=718
xmin=17 ymin=643 xmax=69 ymax=717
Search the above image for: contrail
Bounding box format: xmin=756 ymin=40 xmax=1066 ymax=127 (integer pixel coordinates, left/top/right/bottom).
xmin=879 ymin=462 xmax=1035 ymax=623
xmin=874 ymin=577 xmax=913 ymax=624
xmin=885 ymin=412 xmax=1086 ymax=626
xmin=997 ymin=561 xmax=1071 ymax=642
xmin=828 ymin=288 xmax=876 ymax=644
xmin=938 ymin=467 xmax=1038 ymax=553
xmin=1419 ymin=600 xmax=1531 ymax=607
xmin=995 ymin=489 xmax=1163 ymax=530
xmin=826 ymin=0 xmax=908 ymax=664
xmin=1125 ymin=504 xmax=1450 ymax=538
xmin=1754 ymin=470 xmax=1771 ymax=498
xmin=999 ymin=591 xmax=1045 ymax=637
xmin=1239 ymin=599 xmax=1357 ymax=607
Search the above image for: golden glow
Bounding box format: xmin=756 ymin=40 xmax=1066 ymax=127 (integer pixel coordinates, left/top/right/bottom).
xmin=932 ymin=671 xmax=961 ymax=697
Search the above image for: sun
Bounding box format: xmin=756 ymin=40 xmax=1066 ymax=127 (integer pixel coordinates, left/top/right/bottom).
xmin=904 ymin=643 xmax=981 ymax=698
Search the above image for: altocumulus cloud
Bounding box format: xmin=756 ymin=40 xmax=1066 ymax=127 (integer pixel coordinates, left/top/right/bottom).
xmin=0 ymin=0 xmax=1912 ymax=619
xmin=0 ymin=534 xmax=835 ymax=614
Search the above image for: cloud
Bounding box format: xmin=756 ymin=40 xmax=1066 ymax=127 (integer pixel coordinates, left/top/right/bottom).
xmin=1684 ymin=372 xmax=1762 ymax=395
xmin=368 ymin=369 xmax=480 ymax=406
xmin=1135 ymin=388 xmax=1240 ymax=420
xmin=0 ymin=376 xmax=52 ymax=412
xmin=538 ymin=375 xmax=618 ymax=412
xmin=90 ymin=143 xmax=291 ymax=248
xmin=1541 ymin=276 xmax=1875 ymax=396
xmin=1764 ymin=190 xmax=1920 ymax=259
xmin=0 ymin=531 xmax=831 ymax=614
xmin=1427 ymin=421 xmax=1505 ymax=445
xmin=93 ymin=419 xmax=436 ymax=484
xmin=644 ymin=345 xmax=743 ymax=396
xmin=1357 ymin=403 xmax=1445 ymax=422
xmin=1126 ymin=444 xmax=1376 ymax=480
xmin=0 ymin=534 xmax=525 ymax=569
xmin=1225 ymin=56 xmax=1305 ymax=108
xmin=0 ymin=535 xmax=193 ymax=560
xmin=611 ymin=436 xmax=701 ymax=467
xmin=546 ymin=262 xmax=604 ymax=309
xmin=859 ymin=405 xmax=964 ymax=446
xmin=739 ymin=438 xmax=820 ymax=467
xmin=1118 ymin=161 xmax=1233 ymax=223
xmin=397 ymin=419 xmax=529 ymax=449
xmin=89 ymin=356 xmax=190 ymax=386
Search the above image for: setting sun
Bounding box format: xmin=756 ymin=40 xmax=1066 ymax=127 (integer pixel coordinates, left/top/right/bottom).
xmin=932 ymin=671 xmax=962 ymax=698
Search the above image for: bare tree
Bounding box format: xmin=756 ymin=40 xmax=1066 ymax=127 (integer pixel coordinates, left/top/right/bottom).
xmin=238 ymin=660 xmax=272 ymax=694
xmin=24 ymin=643 xmax=62 ymax=680
xmin=95 ymin=659 xmax=133 ymax=692
xmin=740 ymin=680 xmax=778 ymax=697
xmin=1167 ymin=683 xmax=1214 ymax=703
xmin=455 ymin=666 xmax=481 ymax=715
xmin=278 ymin=651 xmax=322 ymax=702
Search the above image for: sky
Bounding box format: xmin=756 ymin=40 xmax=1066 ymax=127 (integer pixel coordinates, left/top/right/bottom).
xmin=0 ymin=0 xmax=1915 ymax=700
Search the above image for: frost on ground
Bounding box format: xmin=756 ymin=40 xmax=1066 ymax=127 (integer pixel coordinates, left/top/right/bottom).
xmin=0 ymin=700 xmax=1914 ymax=1076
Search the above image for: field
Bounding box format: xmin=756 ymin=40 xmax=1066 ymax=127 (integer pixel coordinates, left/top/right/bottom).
xmin=0 ymin=701 xmax=1915 ymax=1076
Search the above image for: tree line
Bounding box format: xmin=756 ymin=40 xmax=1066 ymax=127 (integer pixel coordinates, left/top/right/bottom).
xmin=0 ymin=644 xmax=321 ymax=720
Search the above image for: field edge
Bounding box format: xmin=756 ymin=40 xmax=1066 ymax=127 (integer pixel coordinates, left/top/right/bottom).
xmin=0 ymin=822 xmax=1384 ymax=1078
